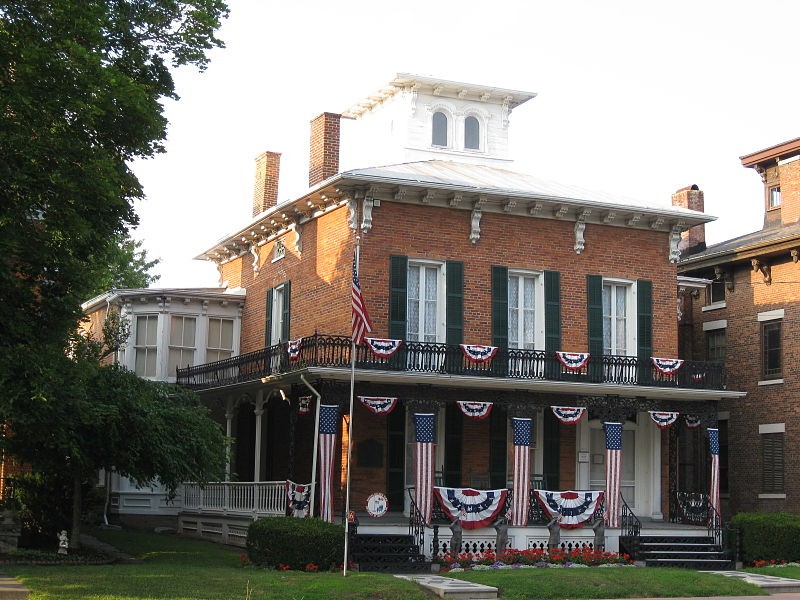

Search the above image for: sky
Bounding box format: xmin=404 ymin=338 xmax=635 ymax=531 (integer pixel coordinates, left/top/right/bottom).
xmin=130 ymin=0 xmax=800 ymax=289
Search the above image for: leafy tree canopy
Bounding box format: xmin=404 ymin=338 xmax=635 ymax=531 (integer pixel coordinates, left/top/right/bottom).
xmin=0 ymin=0 xmax=228 ymax=403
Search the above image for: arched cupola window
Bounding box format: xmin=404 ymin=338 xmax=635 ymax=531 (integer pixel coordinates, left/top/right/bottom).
xmin=432 ymin=111 xmax=448 ymax=147
xmin=464 ymin=116 xmax=480 ymax=150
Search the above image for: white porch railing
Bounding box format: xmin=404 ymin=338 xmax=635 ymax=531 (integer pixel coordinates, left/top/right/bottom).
xmin=182 ymin=481 xmax=287 ymax=517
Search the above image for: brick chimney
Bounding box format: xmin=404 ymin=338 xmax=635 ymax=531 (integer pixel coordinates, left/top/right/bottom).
xmin=672 ymin=184 xmax=706 ymax=255
xmin=252 ymin=151 xmax=281 ymax=217
xmin=308 ymin=112 xmax=341 ymax=188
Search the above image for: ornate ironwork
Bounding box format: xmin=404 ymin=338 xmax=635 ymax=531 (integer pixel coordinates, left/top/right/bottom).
xmin=177 ymin=333 xmax=729 ymax=392
xmin=620 ymin=495 xmax=641 ymax=537
xmin=670 ymin=491 xmax=710 ymax=526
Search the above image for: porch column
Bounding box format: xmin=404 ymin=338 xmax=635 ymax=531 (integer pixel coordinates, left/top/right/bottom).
xmin=650 ymin=424 xmax=663 ymax=520
xmin=253 ymin=390 xmax=266 ymax=483
xmin=224 ymin=398 xmax=236 ymax=482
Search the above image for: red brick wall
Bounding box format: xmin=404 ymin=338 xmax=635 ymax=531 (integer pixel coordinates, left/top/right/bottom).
xmin=781 ymin=158 xmax=800 ymax=225
xmin=252 ymin=151 xmax=281 ymax=217
xmin=308 ymin=113 xmax=341 ymax=188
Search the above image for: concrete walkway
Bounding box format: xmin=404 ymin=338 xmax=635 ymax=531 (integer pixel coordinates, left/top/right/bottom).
xmin=0 ymin=576 xmax=27 ymax=600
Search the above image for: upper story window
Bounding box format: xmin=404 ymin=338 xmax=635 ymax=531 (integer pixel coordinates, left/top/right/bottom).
xmin=706 ymin=328 xmax=726 ymax=363
xmin=464 ymin=116 xmax=480 ymax=150
xmin=270 ymin=283 xmax=288 ymax=345
xmin=168 ymin=315 xmax=196 ymax=373
xmin=432 ymin=111 xmax=448 ymax=147
xmin=407 ymin=262 xmax=444 ymax=343
xmin=762 ymin=319 xmax=782 ymax=380
xmin=768 ymin=186 xmax=781 ymax=209
xmin=207 ymin=317 xmax=234 ymax=362
xmin=508 ymin=272 xmax=543 ymax=350
xmin=708 ymin=279 xmax=725 ymax=304
xmin=761 ymin=431 xmax=784 ymax=493
xmin=134 ymin=314 xmax=159 ymax=378
xmin=602 ymin=281 xmax=635 ymax=355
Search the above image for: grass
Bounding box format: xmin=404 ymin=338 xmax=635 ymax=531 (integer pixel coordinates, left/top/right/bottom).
xmin=2 ymin=528 xmax=768 ymax=600
xmin=747 ymin=565 xmax=800 ymax=580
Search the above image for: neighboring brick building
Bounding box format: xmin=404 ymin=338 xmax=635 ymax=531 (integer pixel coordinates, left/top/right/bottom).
xmin=179 ymin=74 xmax=743 ymax=549
xmin=679 ymin=138 xmax=800 ymax=516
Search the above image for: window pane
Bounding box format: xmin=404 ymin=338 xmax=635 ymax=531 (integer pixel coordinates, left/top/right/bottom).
xmin=464 ymin=116 xmax=479 ymax=149
xmin=208 ymin=318 xmax=221 ymax=347
xmin=145 ymin=349 xmax=157 ymax=377
xmin=424 ymin=267 xmax=437 ymax=301
xmin=762 ymin=321 xmax=782 ymax=378
xmin=616 ymin=286 xmax=626 ymax=317
xmin=523 ymin=277 xmax=536 ymax=348
xmin=136 ymin=316 xmax=151 ymax=345
xmin=146 ymin=316 xmax=158 ymax=346
xmin=170 ymin=316 xmax=181 ymax=343
xmin=220 ymin=319 xmax=233 ymax=349
xmin=184 ymin=318 xmax=196 ymax=346
xmin=432 ymin=111 xmax=448 ymax=146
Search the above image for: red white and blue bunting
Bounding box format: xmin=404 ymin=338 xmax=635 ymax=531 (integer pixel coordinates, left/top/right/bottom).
xmin=651 ymin=357 xmax=684 ymax=375
xmin=534 ymin=490 xmax=605 ymax=529
xmin=551 ymin=406 xmax=587 ymax=425
xmin=649 ymin=411 xmax=679 ymax=429
xmin=433 ymin=487 xmax=508 ymax=530
xmin=285 ymin=480 xmax=311 ymax=518
xmin=298 ymin=396 xmax=312 ymax=415
xmin=556 ymin=351 xmax=590 ymax=371
xmin=365 ymin=338 xmax=403 ymax=358
xmin=684 ymin=415 xmax=702 ymax=429
xmin=456 ymin=401 xmax=493 ymax=420
xmin=286 ymin=338 xmax=303 ymax=362
xmin=460 ymin=344 xmax=498 ymax=363
xmin=358 ymin=396 xmax=398 ymax=415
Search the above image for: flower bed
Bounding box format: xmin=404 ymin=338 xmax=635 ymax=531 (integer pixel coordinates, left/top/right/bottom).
xmin=440 ymin=548 xmax=633 ymax=571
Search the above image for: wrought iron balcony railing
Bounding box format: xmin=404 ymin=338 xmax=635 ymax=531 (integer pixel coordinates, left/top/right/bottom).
xmin=176 ymin=333 xmax=726 ymax=391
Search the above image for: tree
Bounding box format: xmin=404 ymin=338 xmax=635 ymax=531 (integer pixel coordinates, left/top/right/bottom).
xmin=85 ymin=233 xmax=161 ymax=298
xmin=0 ymin=0 xmax=228 ymax=412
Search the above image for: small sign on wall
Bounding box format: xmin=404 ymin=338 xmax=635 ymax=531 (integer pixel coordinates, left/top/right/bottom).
xmin=578 ymin=451 xmax=590 ymax=463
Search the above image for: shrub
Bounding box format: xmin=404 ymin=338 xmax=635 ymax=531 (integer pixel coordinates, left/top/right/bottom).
xmin=731 ymin=512 xmax=800 ymax=564
xmin=246 ymin=517 xmax=345 ymax=570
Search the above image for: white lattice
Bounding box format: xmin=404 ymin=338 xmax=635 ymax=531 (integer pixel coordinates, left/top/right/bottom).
xmin=527 ymin=537 xmax=594 ymax=551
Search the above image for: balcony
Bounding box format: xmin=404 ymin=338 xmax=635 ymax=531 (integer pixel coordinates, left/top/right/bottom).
xmin=176 ymin=334 xmax=727 ymax=393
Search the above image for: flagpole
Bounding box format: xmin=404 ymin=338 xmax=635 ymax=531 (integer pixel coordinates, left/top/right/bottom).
xmin=342 ymin=238 xmax=360 ymax=577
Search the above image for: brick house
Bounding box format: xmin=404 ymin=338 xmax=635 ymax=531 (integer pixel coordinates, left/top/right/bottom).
xmin=678 ymin=137 xmax=800 ymax=517
xmin=177 ymin=75 xmax=744 ymax=552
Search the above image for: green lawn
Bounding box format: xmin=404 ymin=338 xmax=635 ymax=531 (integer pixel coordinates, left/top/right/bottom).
xmin=747 ymin=565 xmax=800 ymax=580
xmin=3 ymin=529 xmax=767 ymax=600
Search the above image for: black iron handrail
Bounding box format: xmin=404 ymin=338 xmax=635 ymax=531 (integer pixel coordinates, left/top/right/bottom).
xmin=177 ymin=333 xmax=728 ymax=391
xmin=406 ymin=488 xmax=427 ymax=556
xmin=620 ymin=495 xmax=641 ymax=537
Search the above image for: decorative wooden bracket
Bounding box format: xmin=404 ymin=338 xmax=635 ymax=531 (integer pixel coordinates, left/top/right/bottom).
xmin=751 ymin=259 xmax=772 ymax=285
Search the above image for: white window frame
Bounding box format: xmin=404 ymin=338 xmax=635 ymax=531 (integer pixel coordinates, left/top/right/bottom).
xmin=270 ymin=283 xmax=288 ymax=345
xmin=768 ymin=185 xmax=781 ymax=209
xmin=167 ymin=314 xmax=196 ymax=374
xmin=602 ymin=278 xmax=637 ymax=356
xmin=507 ymin=270 xmax=544 ymax=350
xmin=134 ymin=314 xmax=159 ymax=378
xmin=407 ymin=260 xmax=446 ymax=343
xmin=463 ymin=114 xmax=482 ymax=151
xmin=430 ymin=107 xmax=453 ymax=149
xmin=206 ymin=316 xmax=235 ymax=363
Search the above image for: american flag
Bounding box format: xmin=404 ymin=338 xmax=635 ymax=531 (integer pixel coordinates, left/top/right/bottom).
xmin=414 ymin=413 xmax=436 ymax=525
xmin=708 ymin=427 xmax=721 ymax=521
xmin=318 ymin=404 xmax=339 ymax=523
xmin=511 ymin=418 xmax=532 ymax=526
xmin=604 ymin=422 xmax=623 ymax=528
xmin=351 ymin=252 xmax=373 ymax=345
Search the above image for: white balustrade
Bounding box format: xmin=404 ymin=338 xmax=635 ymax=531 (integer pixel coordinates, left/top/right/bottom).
xmin=182 ymin=481 xmax=287 ymax=517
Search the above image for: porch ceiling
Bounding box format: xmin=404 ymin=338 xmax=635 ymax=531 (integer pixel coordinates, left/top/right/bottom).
xmin=212 ymin=366 xmax=745 ymax=402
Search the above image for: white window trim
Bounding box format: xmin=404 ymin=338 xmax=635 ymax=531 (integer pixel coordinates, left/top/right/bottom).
xmin=758 ymin=309 xmax=784 ymax=322
xmin=702 ymin=301 xmax=726 ymax=312
xmin=602 ymin=277 xmax=637 ymax=356
xmin=461 ymin=111 xmax=488 ymax=153
xmin=167 ymin=314 xmax=197 ymax=374
xmin=270 ymin=283 xmax=288 ymax=345
xmin=759 ymin=423 xmax=785 ymax=434
xmin=703 ymin=319 xmax=727 ymax=331
xmin=508 ymin=269 xmax=545 ymax=350
xmin=206 ymin=315 xmax=236 ymax=363
xmin=133 ymin=313 xmax=160 ymax=379
xmin=408 ymin=259 xmax=446 ymax=343
xmin=758 ymin=378 xmax=784 ymax=386
xmin=430 ymin=105 xmax=454 ymax=149
xmin=758 ymin=493 xmax=787 ymax=499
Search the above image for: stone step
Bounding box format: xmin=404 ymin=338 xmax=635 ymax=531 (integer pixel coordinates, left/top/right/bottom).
xmin=0 ymin=576 xmax=28 ymax=600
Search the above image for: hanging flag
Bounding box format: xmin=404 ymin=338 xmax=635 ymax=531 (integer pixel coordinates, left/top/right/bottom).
xmin=358 ymin=396 xmax=397 ymax=415
xmin=556 ymin=351 xmax=591 ymax=371
xmin=298 ymin=396 xmax=312 ymax=415
xmin=651 ymin=357 xmax=684 ymax=375
xmin=551 ymin=406 xmax=587 ymax=425
xmin=365 ymin=338 xmax=403 ymax=358
xmin=414 ymin=413 xmax=436 ymax=526
xmin=649 ymin=411 xmax=680 ymax=429
xmin=604 ymin=422 xmax=622 ymax=528
xmin=456 ymin=401 xmax=493 ymax=420
xmin=684 ymin=415 xmax=702 ymax=429
xmin=433 ymin=487 xmax=508 ymax=530
xmin=708 ymin=428 xmax=721 ymax=521
xmin=286 ymin=338 xmax=303 ymax=362
xmin=352 ymin=252 xmax=373 ymax=345
xmin=318 ymin=404 xmax=339 ymax=523
xmin=285 ymin=480 xmax=311 ymax=518
xmin=534 ymin=490 xmax=605 ymax=529
xmin=460 ymin=344 xmax=498 ymax=363
xmin=511 ymin=417 xmax=532 ymax=526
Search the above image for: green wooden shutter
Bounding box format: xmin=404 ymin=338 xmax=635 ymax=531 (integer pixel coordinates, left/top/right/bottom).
xmin=444 ymin=404 xmax=463 ymax=487
xmin=389 ymin=255 xmax=408 ymax=339
xmin=386 ymin=405 xmax=406 ymax=509
xmin=543 ymin=411 xmax=560 ymax=489
xmin=637 ymin=279 xmax=653 ymax=383
xmin=587 ymin=275 xmax=604 ymax=381
xmin=265 ymin=287 xmax=274 ymax=346
xmin=491 ymin=266 xmax=509 ymax=348
xmin=281 ymin=281 xmax=291 ymax=342
xmin=544 ymin=270 xmax=561 ymax=352
xmin=446 ymin=261 xmax=464 ymax=346
xmin=489 ymin=405 xmax=507 ymax=489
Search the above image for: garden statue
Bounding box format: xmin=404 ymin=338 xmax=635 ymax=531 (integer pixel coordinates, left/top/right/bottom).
xmin=592 ymin=517 xmax=606 ymax=551
xmin=58 ymin=530 xmax=69 ymax=555
xmin=448 ymin=520 xmax=463 ymax=556
xmin=547 ymin=516 xmax=561 ymax=550
xmin=494 ymin=519 xmax=509 ymax=553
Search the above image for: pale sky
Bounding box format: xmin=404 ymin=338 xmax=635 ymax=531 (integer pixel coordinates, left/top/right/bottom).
xmin=130 ymin=0 xmax=800 ymax=288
